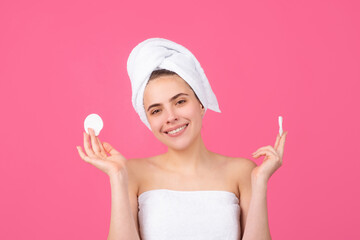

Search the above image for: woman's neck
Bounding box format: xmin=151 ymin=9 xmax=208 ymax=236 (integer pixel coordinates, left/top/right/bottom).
xmin=161 ymin=133 xmax=213 ymax=175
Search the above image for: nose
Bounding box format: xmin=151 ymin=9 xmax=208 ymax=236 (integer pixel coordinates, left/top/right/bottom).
xmin=166 ymin=107 xmax=178 ymax=124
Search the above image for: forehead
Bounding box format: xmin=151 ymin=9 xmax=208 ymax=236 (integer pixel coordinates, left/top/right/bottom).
xmin=143 ymin=75 xmax=193 ymax=103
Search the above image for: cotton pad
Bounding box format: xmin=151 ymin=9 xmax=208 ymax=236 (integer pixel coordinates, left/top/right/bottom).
xmin=278 ymin=116 xmax=283 ymax=136
xmin=84 ymin=113 xmax=103 ymax=136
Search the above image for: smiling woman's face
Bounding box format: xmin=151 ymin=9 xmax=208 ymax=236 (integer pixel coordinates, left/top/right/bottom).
xmin=143 ymin=74 xmax=205 ymax=150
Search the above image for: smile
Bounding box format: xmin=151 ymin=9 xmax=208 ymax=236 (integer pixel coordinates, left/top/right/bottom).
xmin=165 ymin=123 xmax=189 ymax=135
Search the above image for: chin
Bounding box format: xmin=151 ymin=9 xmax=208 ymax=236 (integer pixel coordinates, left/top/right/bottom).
xmin=165 ymin=133 xmax=201 ymax=151
xmin=156 ymin=136 xmax=190 ymax=150
xmin=169 ymin=141 xmax=192 ymax=151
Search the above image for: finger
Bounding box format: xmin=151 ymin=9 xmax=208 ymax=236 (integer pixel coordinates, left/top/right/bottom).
xmin=77 ymin=146 xmax=94 ymax=164
xmin=252 ymin=151 xmax=280 ymax=165
xmin=274 ymin=133 xmax=281 ymax=151
xmin=252 ymin=149 xmax=278 ymax=160
xmin=277 ymin=131 xmax=288 ymax=157
xmin=83 ymin=131 xmax=95 ymax=157
xmin=253 ymin=145 xmax=277 ymax=156
xmin=96 ymin=137 xmax=107 ymax=157
xmin=88 ymin=128 xmax=101 ymax=155
xmin=77 ymin=146 xmax=107 ymax=169
xmin=103 ymin=142 xmax=121 ymax=156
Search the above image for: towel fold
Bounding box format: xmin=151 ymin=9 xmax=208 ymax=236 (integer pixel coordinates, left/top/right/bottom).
xmin=127 ymin=38 xmax=221 ymax=130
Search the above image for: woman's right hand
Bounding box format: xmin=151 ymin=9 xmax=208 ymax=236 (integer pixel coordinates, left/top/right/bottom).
xmin=76 ymin=128 xmax=128 ymax=177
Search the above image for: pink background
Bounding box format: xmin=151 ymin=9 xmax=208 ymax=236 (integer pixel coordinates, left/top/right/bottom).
xmin=1 ymin=0 xmax=359 ymax=239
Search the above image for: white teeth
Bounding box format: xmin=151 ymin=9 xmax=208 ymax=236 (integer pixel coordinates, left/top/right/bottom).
xmin=167 ymin=124 xmax=187 ymax=134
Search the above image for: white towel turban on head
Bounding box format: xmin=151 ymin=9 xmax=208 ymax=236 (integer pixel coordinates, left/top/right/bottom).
xmin=127 ymin=37 xmax=221 ymax=131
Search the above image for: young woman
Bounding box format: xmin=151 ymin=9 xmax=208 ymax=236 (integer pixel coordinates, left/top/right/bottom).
xmin=76 ymin=38 xmax=288 ymax=240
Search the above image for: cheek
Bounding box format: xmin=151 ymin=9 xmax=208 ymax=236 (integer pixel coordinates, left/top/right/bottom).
xmin=148 ymin=115 xmax=166 ymax=131
xmin=175 ymin=102 xmax=202 ymax=121
xmin=185 ymin=105 xmax=202 ymax=119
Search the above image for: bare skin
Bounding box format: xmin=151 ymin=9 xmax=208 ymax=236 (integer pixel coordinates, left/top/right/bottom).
xmin=77 ymin=74 xmax=288 ymax=239
xmin=126 ymin=152 xmax=255 ymax=239
xmin=126 ymin=74 xmax=261 ymax=238
xmin=130 ymin=152 xmax=243 ymax=199
xmin=136 ymin=75 xmax=253 ymax=198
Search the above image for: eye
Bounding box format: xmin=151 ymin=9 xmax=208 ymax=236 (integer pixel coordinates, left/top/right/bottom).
xmin=177 ymin=100 xmax=186 ymax=105
xmin=151 ymin=109 xmax=161 ymax=115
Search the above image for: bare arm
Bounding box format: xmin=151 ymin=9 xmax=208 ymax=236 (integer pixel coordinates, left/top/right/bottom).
xmin=107 ymin=171 xmax=141 ymax=240
xmin=242 ymin=131 xmax=288 ymax=239
xmin=76 ymin=128 xmax=141 ymax=240
xmin=235 ymin=158 xmax=271 ymax=240
xmin=241 ymin=175 xmax=271 ymax=240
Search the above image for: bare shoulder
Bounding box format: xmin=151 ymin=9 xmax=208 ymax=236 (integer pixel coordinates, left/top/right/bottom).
xmin=223 ymin=155 xmax=258 ymax=188
xmin=209 ymin=152 xmax=256 ymax=172
xmin=230 ymin=156 xmax=257 ymax=172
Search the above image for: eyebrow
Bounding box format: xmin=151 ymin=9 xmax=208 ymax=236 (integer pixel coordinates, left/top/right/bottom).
xmin=147 ymin=93 xmax=189 ymax=112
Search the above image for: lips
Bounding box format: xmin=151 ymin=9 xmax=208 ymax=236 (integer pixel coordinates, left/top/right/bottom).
xmin=164 ymin=123 xmax=189 ymax=134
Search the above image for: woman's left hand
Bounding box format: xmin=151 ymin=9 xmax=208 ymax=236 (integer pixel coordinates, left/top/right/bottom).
xmin=251 ymin=131 xmax=288 ymax=182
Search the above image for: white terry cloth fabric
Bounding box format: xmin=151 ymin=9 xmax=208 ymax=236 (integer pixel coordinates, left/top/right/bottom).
xmin=138 ymin=189 xmax=241 ymax=240
xmin=127 ymin=38 xmax=221 ymax=131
